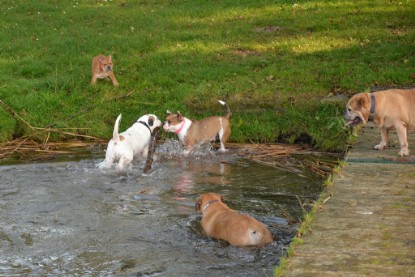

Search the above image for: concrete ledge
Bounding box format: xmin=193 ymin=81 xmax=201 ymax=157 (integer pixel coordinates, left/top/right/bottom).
xmin=283 ymin=124 xmax=415 ymax=276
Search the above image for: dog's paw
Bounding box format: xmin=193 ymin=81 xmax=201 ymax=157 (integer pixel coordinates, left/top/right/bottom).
xmin=374 ymin=144 xmax=386 ymax=150
xmin=97 ymin=161 xmax=111 ymax=169
xmin=398 ymin=149 xmax=410 ymax=157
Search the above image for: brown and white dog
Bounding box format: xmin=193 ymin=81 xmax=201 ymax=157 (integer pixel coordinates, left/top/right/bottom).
xmin=99 ymin=114 xmax=162 ymax=171
xmin=195 ymin=193 xmax=273 ymax=247
xmin=345 ymin=88 xmax=415 ymax=156
xmin=91 ymin=54 xmax=119 ymax=86
xmin=163 ymin=100 xmax=231 ymax=154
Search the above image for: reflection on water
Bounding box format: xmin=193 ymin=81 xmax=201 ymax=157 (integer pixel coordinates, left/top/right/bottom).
xmin=0 ymin=141 xmax=327 ymax=276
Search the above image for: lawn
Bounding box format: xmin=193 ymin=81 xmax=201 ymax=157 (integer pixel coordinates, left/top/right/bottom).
xmin=0 ymin=0 xmax=414 ymax=151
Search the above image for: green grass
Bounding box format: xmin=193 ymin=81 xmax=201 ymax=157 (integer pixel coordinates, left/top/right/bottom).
xmin=0 ymin=0 xmax=414 ymax=151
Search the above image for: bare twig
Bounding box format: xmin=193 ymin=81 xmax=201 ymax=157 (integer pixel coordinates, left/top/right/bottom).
xmin=322 ymin=194 xmax=332 ymax=205
xmin=296 ymin=195 xmax=307 ymax=214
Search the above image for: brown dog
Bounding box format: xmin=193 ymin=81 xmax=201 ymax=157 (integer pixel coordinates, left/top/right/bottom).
xmin=91 ymin=54 xmax=119 ymax=86
xmin=195 ymin=193 xmax=273 ymax=246
xmin=345 ymin=88 xmax=415 ymax=156
xmin=163 ymin=100 xmax=231 ymax=154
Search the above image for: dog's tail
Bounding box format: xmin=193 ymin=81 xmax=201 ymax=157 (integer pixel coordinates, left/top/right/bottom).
xmin=113 ymin=114 xmax=122 ymax=141
xmin=218 ymin=100 xmax=231 ymax=119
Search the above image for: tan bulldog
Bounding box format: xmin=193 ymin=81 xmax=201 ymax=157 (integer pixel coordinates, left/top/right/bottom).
xmin=345 ymin=88 xmax=415 ymax=156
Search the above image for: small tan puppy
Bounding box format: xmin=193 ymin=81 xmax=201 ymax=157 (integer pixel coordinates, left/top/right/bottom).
xmin=345 ymin=88 xmax=415 ymax=156
xmin=91 ymin=54 xmax=119 ymax=86
xmin=195 ymin=193 xmax=273 ymax=247
xmin=163 ymin=100 xmax=231 ymax=154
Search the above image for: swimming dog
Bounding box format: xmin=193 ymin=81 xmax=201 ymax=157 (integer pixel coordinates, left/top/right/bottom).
xmin=195 ymin=193 xmax=273 ymax=246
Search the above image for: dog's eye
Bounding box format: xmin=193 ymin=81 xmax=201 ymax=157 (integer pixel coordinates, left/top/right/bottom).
xmin=347 ymin=108 xmax=352 ymax=112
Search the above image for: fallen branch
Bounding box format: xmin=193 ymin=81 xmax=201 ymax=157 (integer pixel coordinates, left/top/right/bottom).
xmin=143 ymin=127 xmax=160 ymax=173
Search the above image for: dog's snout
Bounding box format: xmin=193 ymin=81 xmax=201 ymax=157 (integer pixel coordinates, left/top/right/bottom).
xmin=163 ymin=122 xmax=170 ymax=130
xmin=344 ymin=110 xmax=349 ymax=119
xmin=344 ymin=107 xmax=352 ymax=119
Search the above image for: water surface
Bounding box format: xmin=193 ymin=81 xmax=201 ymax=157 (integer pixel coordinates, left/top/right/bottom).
xmin=0 ymin=141 xmax=326 ymax=276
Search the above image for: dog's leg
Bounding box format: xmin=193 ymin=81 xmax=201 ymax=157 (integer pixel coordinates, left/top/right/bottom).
xmin=116 ymin=157 xmax=130 ymax=171
xmin=98 ymin=144 xmax=115 ymax=169
xmin=184 ymin=144 xmax=193 ymax=155
xmin=116 ymin=151 xmax=133 ymax=171
xmin=395 ymin=124 xmax=409 ymax=156
xmin=109 ymin=72 xmax=119 ymax=87
xmin=218 ymin=125 xmax=231 ymax=152
xmin=98 ymin=159 xmax=111 ymax=169
xmin=218 ymin=128 xmax=227 ymax=152
xmin=141 ymin=146 xmax=149 ymax=158
xmin=374 ymin=127 xmax=388 ymax=150
xmin=91 ymin=74 xmax=97 ymax=85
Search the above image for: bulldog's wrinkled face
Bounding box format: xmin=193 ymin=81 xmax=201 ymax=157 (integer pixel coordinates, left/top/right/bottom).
xmin=345 ymin=93 xmax=370 ymax=126
xmin=163 ymin=111 xmax=183 ymax=132
xmin=137 ymin=114 xmax=162 ymax=131
xmin=195 ymin=193 xmax=224 ymax=213
xmin=99 ymin=55 xmax=113 ymax=72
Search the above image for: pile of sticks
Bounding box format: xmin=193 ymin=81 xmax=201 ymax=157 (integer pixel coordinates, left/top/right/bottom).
xmin=0 ymin=98 xmax=104 ymax=162
xmin=0 ymin=138 xmax=102 ymax=162
xmin=232 ymin=142 xmax=341 ymax=178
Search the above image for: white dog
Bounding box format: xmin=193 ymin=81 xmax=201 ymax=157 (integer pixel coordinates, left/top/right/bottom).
xmin=99 ymin=113 xmax=162 ymax=171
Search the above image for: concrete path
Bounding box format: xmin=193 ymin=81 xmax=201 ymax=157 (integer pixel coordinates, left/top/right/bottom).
xmin=283 ymin=123 xmax=415 ymax=276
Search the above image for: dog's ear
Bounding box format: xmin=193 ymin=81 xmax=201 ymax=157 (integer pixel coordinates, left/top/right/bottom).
xmin=108 ymin=55 xmax=112 ymax=61
xmin=355 ymin=94 xmax=371 ymax=123
xmin=177 ymin=111 xmax=183 ymax=121
xmin=357 ymin=95 xmax=367 ymax=108
xmin=195 ymin=197 xmax=202 ymax=212
xmin=148 ymin=116 xmax=154 ymax=127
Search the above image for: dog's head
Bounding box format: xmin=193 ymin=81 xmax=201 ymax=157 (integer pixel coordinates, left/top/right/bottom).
xmin=195 ymin=193 xmax=224 ymax=214
xmin=345 ymin=93 xmax=371 ymax=126
xmin=137 ymin=114 xmax=162 ymax=131
xmin=163 ymin=110 xmax=184 ymax=133
xmin=99 ymin=55 xmax=114 ymax=72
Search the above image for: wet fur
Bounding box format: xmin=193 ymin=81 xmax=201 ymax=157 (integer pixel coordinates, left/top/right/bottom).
xmin=99 ymin=114 xmax=162 ymax=171
xmin=195 ymin=193 xmax=273 ymax=246
xmin=345 ymin=89 xmax=415 ymax=156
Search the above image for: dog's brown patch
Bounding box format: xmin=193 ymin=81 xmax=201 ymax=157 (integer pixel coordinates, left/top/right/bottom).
xmin=165 ymin=113 xmax=182 ymax=125
xmin=148 ymin=115 xmax=155 ymax=126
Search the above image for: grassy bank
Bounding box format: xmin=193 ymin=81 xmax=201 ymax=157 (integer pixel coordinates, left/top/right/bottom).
xmin=0 ymin=0 xmax=414 ymax=152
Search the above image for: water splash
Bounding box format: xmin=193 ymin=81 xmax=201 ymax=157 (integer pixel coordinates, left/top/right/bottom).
xmin=156 ymin=139 xmax=218 ymax=159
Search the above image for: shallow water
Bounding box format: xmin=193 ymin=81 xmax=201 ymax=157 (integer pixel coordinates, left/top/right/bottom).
xmin=0 ymin=140 xmax=325 ymax=276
